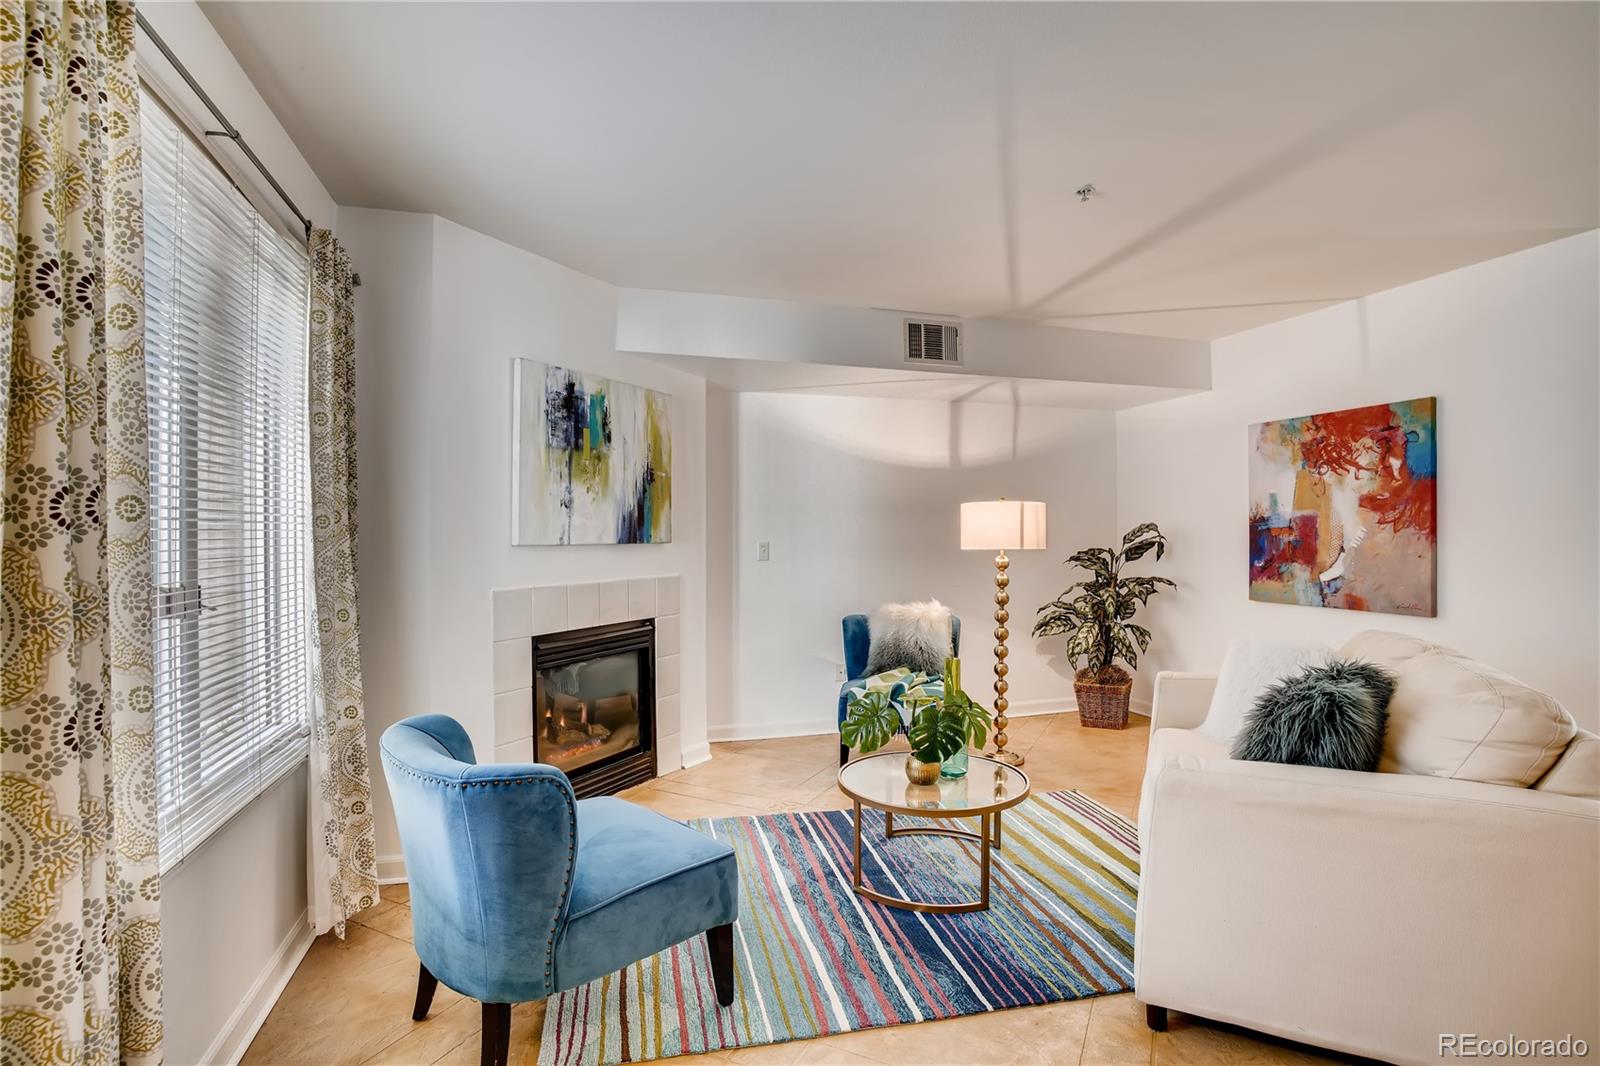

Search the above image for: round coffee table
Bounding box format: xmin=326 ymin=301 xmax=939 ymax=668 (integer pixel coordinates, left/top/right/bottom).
xmin=836 ymin=752 xmax=1031 ymax=913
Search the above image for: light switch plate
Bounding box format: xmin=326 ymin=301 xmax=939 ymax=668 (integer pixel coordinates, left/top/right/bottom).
xmin=757 ymin=541 xmax=771 ymax=562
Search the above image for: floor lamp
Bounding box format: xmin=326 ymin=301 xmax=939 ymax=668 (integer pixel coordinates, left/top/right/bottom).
xmin=960 ymin=500 xmax=1047 ymax=767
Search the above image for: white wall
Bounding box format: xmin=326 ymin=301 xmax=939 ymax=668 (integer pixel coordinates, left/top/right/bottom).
xmin=139 ymin=6 xmax=335 ymax=1061
xmin=162 ymin=766 xmax=308 ymax=1065
xmin=725 ymin=392 xmax=1119 ymax=739
xmin=704 ymin=384 xmax=738 ymax=739
xmin=341 ymin=211 xmax=710 ymax=867
xmin=1117 ymin=232 xmax=1600 ymax=730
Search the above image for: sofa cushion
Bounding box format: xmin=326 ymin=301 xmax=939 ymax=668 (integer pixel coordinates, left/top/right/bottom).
xmin=554 ymin=797 xmax=739 ymax=992
xmin=1198 ymin=639 xmax=1333 ymax=746
xmin=1534 ymin=731 xmax=1600 ymax=799
xmin=1340 ymin=631 xmax=1576 ymax=787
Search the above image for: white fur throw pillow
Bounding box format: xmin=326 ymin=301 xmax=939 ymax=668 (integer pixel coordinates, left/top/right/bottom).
xmin=866 ymin=600 xmax=954 ymax=678
xmin=1198 ymin=638 xmax=1334 ymax=746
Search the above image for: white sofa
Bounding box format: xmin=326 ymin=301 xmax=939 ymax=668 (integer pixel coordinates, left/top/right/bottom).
xmin=1134 ymin=640 xmax=1600 ymax=1065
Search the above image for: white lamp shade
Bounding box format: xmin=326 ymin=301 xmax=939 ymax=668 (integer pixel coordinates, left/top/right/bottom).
xmin=960 ymin=500 xmax=1047 ymax=551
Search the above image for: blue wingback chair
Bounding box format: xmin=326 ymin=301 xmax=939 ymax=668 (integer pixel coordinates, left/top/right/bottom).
xmin=837 ymin=612 xmax=961 ymax=764
xmin=379 ymin=715 xmax=739 ymax=1066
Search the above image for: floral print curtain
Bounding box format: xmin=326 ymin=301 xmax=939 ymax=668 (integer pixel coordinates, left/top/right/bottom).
xmin=306 ymin=229 xmax=378 ymax=936
xmin=1 ymin=3 xmax=162 ymax=1062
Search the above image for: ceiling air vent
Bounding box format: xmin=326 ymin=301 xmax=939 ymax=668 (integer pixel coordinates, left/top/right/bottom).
xmin=904 ymin=319 xmax=962 ymax=367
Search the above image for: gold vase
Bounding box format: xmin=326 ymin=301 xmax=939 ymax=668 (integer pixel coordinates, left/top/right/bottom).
xmin=904 ymin=756 xmax=941 ymax=785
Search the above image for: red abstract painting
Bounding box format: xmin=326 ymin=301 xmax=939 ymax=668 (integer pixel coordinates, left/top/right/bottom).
xmin=1249 ymin=397 xmax=1436 ymax=616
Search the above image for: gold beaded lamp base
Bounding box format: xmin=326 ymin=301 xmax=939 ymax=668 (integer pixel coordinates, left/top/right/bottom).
xmin=989 ymin=549 xmax=1023 ymax=767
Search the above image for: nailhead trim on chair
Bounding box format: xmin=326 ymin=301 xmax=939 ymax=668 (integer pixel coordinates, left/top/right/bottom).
xmin=380 ymin=747 xmax=579 ymax=994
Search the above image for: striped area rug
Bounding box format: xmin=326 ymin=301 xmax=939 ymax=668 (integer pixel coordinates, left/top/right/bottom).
xmin=538 ymin=790 xmax=1139 ymax=1066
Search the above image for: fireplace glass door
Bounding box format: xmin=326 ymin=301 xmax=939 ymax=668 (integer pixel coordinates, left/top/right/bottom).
xmin=533 ymin=620 xmax=655 ymax=791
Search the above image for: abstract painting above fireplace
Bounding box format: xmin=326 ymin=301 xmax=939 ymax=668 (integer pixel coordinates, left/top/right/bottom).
xmin=511 ymin=359 xmax=673 ymax=546
xmin=533 ymin=620 xmax=657 ymax=797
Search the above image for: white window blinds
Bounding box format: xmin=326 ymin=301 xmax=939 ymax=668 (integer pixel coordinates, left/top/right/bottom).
xmin=142 ymin=91 xmax=313 ymax=872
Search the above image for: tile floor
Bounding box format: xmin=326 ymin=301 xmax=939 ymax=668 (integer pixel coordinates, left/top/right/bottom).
xmin=242 ymin=713 xmax=1355 ymax=1065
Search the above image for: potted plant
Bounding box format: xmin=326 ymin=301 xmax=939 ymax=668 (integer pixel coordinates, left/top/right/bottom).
xmin=841 ymin=658 xmax=991 ymax=783
xmin=1032 ymin=522 xmax=1176 ymax=729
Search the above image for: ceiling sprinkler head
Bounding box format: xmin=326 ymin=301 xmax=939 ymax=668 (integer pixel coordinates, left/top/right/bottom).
xmin=1075 ymin=183 xmax=1096 ymax=203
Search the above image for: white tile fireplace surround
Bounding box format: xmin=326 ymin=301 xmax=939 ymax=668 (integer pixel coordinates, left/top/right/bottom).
xmin=491 ymin=576 xmax=683 ymax=775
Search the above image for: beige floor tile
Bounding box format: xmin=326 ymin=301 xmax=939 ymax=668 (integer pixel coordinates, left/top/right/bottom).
xmin=807 ymin=784 xmax=853 ymax=812
xmin=361 ymin=997 xmax=477 ymax=1065
xmin=715 ymin=733 xmax=840 ymax=764
xmin=243 ymin=925 xmax=461 ymax=1065
xmin=623 ymin=785 xmax=770 ymax=821
xmin=671 ymin=754 xmax=838 ymax=806
xmin=1079 ymin=994 xmax=1155 ymax=1066
xmin=823 ymin=1006 xmax=1080 ymax=1065
xmin=721 ymin=1040 xmax=809 ymax=1064
xmin=790 ymin=1041 xmax=884 ymax=1065
xmin=384 ymin=882 xmax=411 ymax=905
xmin=649 ymin=776 xmax=801 ymax=812
xmin=355 ymin=900 xmax=416 ymax=942
xmin=1013 ymin=998 xmax=1096 ymax=1064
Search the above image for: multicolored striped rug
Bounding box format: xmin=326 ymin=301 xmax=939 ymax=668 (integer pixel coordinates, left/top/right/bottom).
xmin=538 ymin=790 xmax=1139 ymax=1065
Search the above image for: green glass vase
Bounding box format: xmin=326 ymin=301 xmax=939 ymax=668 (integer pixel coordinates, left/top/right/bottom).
xmin=939 ymin=655 xmax=969 ymax=778
xmin=940 ymin=746 xmax=969 ymax=779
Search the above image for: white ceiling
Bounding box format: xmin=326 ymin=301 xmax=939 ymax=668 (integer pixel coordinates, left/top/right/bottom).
xmin=203 ymin=2 xmax=1598 ymax=341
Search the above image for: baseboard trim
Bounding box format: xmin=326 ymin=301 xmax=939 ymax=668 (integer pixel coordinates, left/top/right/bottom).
xmin=377 ymin=853 xmax=408 ymax=885
xmin=201 ymin=909 xmax=314 ymax=1066
xmin=707 ymin=717 xmax=836 ymax=742
xmin=680 ymin=741 xmax=713 ymax=768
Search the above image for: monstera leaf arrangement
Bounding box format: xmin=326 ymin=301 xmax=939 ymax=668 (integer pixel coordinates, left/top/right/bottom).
xmin=841 ymin=658 xmax=990 ymax=767
xmin=1033 ymin=522 xmax=1176 ymax=684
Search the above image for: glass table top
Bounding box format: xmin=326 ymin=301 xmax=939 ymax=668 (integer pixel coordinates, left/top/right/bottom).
xmin=836 ymin=752 xmax=1031 ymax=816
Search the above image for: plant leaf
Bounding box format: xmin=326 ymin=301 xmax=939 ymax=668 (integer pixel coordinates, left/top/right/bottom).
xmin=1122 ymin=522 xmax=1160 ymax=546
xmin=841 ymin=691 xmax=899 ymax=753
xmin=907 ymin=704 xmax=968 ymax=763
xmin=1066 ymin=549 xmax=1113 ymax=580
xmin=1111 ymin=626 xmax=1139 ymax=669
xmin=1032 ymin=615 xmax=1077 ymax=638
xmin=1121 ymin=539 xmax=1158 ymax=562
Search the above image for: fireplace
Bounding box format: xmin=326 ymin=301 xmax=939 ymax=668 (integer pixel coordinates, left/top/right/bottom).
xmin=533 ymin=620 xmax=656 ymax=797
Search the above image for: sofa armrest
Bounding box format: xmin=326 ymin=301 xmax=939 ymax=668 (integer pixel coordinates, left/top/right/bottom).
xmin=1148 ymin=671 xmax=1217 ymax=733
xmin=1136 ymin=755 xmax=1600 ymax=1063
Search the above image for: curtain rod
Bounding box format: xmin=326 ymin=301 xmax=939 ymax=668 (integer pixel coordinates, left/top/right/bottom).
xmin=136 ymin=11 xmax=315 ymax=241
xmin=135 ymin=12 xmax=362 ymax=286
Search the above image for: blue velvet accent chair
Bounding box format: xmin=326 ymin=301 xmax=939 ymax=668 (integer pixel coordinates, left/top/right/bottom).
xmin=837 ymin=612 xmax=961 ymax=765
xmin=380 ymin=714 xmax=739 ymax=1066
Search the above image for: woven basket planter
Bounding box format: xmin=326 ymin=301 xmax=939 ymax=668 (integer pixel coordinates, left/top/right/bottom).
xmin=1075 ymin=668 xmax=1133 ymax=729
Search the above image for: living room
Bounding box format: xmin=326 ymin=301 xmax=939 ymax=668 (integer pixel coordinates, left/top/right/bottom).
xmin=3 ymin=3 xmax=1595 ymax=1066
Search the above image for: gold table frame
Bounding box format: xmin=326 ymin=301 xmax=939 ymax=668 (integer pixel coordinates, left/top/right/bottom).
xmin=837 ymin=753 xmax=1031 ymax=914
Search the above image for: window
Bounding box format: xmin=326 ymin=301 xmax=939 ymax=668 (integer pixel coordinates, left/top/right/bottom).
xmin=142 ymin=91 xmax=313 ymax=871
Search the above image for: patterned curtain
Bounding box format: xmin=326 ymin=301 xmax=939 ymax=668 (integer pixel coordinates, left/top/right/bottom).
xmin=1 ymin=3 xmax=162 ymax=1063
xmin=306 ymin=229 xmax=378 ymax=936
